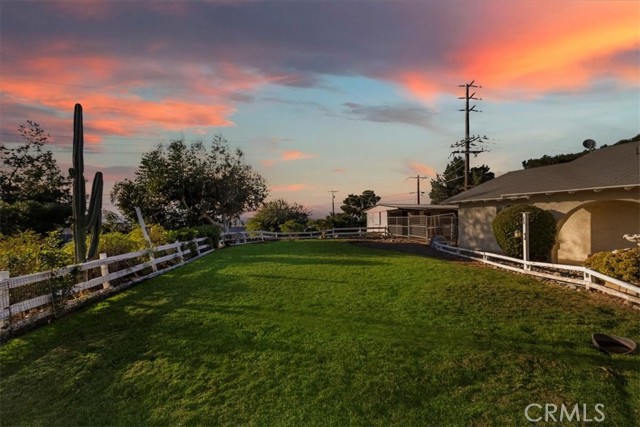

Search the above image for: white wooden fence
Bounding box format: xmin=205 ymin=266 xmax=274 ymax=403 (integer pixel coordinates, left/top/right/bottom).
xmin=0 ymin=237 xmax=212 ymax=331
xmin=221 ymin=227 xmax=389 ymax=244
xmin=432 ymin=241 xmax=640 ymax=305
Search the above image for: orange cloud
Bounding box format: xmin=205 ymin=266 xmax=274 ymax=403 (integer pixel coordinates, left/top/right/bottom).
xmin=0 ymin=54 xmax=252 ymax=144
xmin=281 ymin=150 xmax=316 ymax=161
xmin=396 ymin=3 xmax=640 ymax=101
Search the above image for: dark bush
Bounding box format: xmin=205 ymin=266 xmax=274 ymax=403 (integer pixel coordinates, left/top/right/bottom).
xmin=0 ymin=201 xmax=71 ymax=235
xmin=191 ymin=224 xmax=221 ymax=248
xmin=584 ymin=248 xmax=640 ymax=284
xmin=492 ymin=205 xmax=557 ymax=261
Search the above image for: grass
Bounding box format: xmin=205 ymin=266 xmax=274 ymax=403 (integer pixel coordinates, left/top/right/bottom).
xmin=1 ymin=240 xmax=638 ymax=426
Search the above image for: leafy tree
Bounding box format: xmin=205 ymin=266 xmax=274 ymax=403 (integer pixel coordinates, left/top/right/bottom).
xmin=101 ymin=210 xmax=133 ymax=234
xmin=111 ymin=135 xmax=268 ymax=229
xmin=338 ymin=190 xmax=380 ymax=227
xmin=246 ymin=199 xmax=310 ymax=232
xmin=0 ymin=121 xmax=72 ymax=233
xmin=429 ymin=156 xmax=494 ymax=204
xmin=1 ymin=121 xmax=71 ymax=204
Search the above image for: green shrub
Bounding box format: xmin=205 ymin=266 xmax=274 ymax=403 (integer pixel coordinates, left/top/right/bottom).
xmin=280 ymin=219 xmax=306 ymax=233
xmin=128 ymin=224 xmax=168 ymax=249
xmin=584 ymin=248 xmax=640 ymax=284
xmin=191 ymin=224 xmax=221 ymax=247
xmin=99 ymin=232 xmax=139 ymax=256
xmin=0 ymin=230 xmax=72 ymax=276
xmin=165 ymin=227 xmax=197 ymax=243
xmin=492 ymin=205 xmax=557 ymax=261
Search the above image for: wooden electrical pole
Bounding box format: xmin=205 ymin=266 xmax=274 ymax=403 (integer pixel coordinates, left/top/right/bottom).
xmin=451 ymin=80 xmax=488 ymax=190
xmin=408 ymin=175 xmax=428 ymax=204
xmin=328 ymin=190 xmax=339 ymax=215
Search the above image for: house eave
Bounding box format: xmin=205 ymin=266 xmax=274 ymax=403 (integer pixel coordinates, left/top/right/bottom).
xmin=453 ymin=183 xmax=640 ymax=204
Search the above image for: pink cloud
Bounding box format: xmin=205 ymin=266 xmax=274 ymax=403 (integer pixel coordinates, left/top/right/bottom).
xmin=408 ymin=162 xmax=436 ymax=178
xmin=281 ymin=150 xmax=316 ymax=161
xmin=271 ymin=184 xmax=306 ymax=192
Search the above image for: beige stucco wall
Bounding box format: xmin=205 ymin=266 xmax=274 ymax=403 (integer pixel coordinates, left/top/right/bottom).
xmin=457 ymin=187 xmax=640 ymax=264
xmin=457 ymin=205 xmax=502 ymax=253
xmin=555 ymin=200 xmax=640 ymax=264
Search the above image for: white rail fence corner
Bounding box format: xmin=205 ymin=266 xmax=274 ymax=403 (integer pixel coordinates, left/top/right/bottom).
xmin=0 ymin=237 xmax=213 ymax=333
xmin=432 ymin=241 xmax=640 ymax=305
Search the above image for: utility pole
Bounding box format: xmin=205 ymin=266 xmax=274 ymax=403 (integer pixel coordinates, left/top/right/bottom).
xmin=451 ymin=80 xmax=488 ymax=190
xmin=408 ymin=175 xmax=427 ymax=204
xmin=328 ymin=190 xmax=339 ymax=215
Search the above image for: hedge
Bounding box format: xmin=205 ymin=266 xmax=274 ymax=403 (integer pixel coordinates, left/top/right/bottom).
xmin=492 ymin=205 xmax=557 ymax=261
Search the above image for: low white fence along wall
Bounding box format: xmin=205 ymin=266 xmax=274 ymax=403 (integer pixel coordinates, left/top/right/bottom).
xmin=432 ymin=241 xmax=640 ymax=305
xmin=0 ymin=237 xmax=212 ymax=334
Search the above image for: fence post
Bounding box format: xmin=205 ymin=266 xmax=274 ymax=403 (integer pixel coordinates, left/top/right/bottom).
xmin=193 ymin=238 xmax=201 ymax=256
xmin=99 ymin=253 xmax=111 ymax=289
xmin=522 ymin=212 xmax=531 ymax=271
xmin=176 ymin=241 xmax=185 ymax=265
xmin=0 ymin=271 xmax=10 ymax=328
xmin=584 ymin=270 xmax=592 ymax=290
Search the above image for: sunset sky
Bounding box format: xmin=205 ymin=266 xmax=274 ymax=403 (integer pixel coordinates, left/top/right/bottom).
xmin=1 ymin=0 xmax=638 ymax=217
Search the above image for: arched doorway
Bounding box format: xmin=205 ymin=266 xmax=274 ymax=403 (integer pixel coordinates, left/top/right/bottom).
xmin=554 ymin=200 xmax=640 ymax=265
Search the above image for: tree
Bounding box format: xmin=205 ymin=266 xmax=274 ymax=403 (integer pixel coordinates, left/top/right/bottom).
xmin=338 ymin=190 xmax=380 ymax=227
xmin=102 ymin=210 xmax=133 ymax=234
xmin=111 ymin=136 xmax=268 ymax=229
xmin=0 ymin=121 xmax=72 ymax=233
xmin=429 ymin=156 xmax=494 ymax=204
xmin=1 ymin=121 xmax=71 ymax=204
xmin=246 ymin=199 xmax=310 ymax=232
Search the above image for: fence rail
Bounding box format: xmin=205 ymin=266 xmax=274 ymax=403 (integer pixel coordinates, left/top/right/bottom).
xmin=432 ymin=241 xmax=640 ymax=305
xmin=0 ymin=237 xmax=212 ymax=333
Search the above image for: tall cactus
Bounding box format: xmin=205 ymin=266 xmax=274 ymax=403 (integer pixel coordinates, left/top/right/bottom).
xmin=69 ymin=103 xmax=103 ymax=263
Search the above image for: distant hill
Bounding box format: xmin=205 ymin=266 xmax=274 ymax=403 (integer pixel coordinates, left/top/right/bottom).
xmin=522 ymin=134 xmax=640 ymax=169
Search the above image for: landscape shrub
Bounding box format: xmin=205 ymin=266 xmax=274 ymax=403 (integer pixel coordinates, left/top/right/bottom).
xmin=280 ymin=219 xmax=307 ymax=233
xmin=191 ymin=224 xmax=221 ymax=248
xmin=0 ymin=230 xmax=72 ymax=276
xmin=492 ymin=205 xmax=557 ymax=261
xmin=0 ymin=230 xmax=74 ymax=304
xmin=584 ymin=247 xmax=640 ymax=284
xmin=128 ymin=224 xmax=168 ymax=249
xmin=165 ymin=227 xmax=197 ymax=243
xmin=99 ymin=232 xmax=139 ymax=256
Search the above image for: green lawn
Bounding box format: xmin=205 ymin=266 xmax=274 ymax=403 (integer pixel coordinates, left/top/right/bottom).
xmin=1 ymin=240 xmax=638 ymax=426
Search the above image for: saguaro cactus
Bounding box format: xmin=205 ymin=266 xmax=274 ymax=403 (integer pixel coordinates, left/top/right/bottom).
xmin=69 ymin=103 xmax=103 ymax=263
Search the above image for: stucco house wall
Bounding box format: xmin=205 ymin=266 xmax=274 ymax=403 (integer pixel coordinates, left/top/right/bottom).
xmin=456 ymin=187 xmax=640 ymax=264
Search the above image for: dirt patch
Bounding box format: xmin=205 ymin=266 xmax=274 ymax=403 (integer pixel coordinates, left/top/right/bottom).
xmin=349 ymin=240 xmax=470 ymax=262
